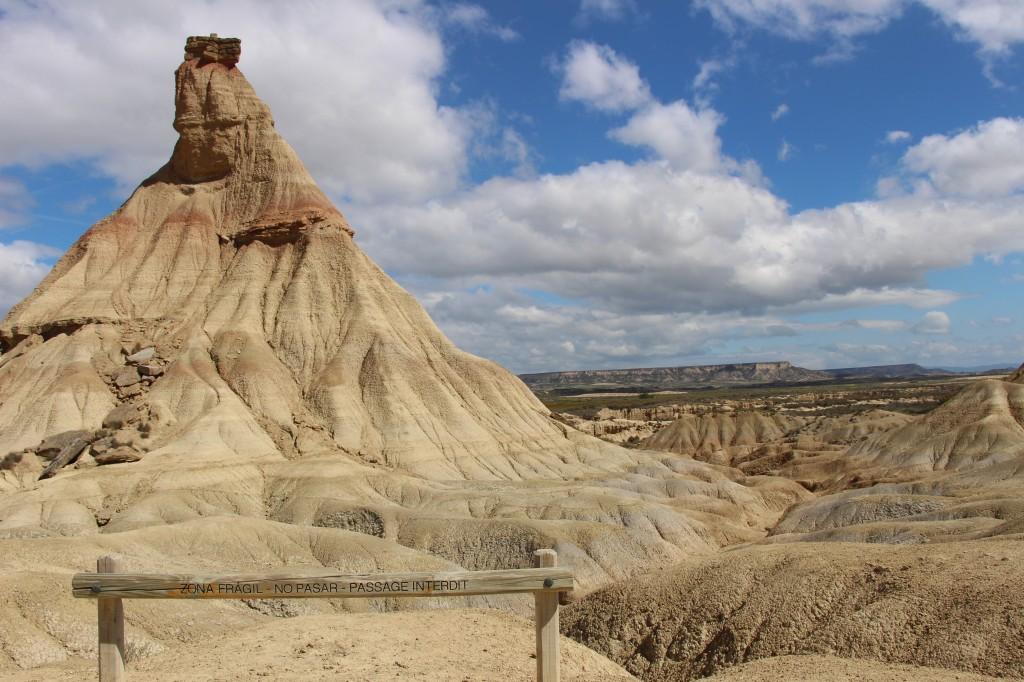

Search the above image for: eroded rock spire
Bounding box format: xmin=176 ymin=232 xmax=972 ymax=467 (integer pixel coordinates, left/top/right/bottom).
xmin=171 ymin=34 xmax=273 ymax=183
xmin=0 ymin=34 xmax=592 ymax=481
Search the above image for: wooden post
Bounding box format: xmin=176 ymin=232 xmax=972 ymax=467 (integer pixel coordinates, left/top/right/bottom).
xmin=96 ymin=555 xmax=126 ymax=682
xmin=534 ymin=549 xmax=559 ymax=682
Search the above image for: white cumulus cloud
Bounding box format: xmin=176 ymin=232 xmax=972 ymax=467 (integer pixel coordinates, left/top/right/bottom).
xmin=922 ymin=0 xmax=1024 ymax=55
xmin=848 ymin=319 xmax=909 ymax=331
xmin=694 ymin=0 xmax=905 ymax=41
xmin=354 ymin=158 xmax=1024 ymax=320
xmin=557 ymin=41 xmax=652 ymax=112
xmin=691 ymin=56 xmax=738 ymax=106
xmin=901 ymin=117 xmax=1024 ymax=198
xmin=912 ymin=310 xmax=952 ymax=334
xmin=610 ymin=102 xmax=726 ymax=172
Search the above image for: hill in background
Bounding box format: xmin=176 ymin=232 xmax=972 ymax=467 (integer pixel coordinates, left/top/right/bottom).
xmin=520 ymin=361 xmax=831 ymax=391
xmin=517 ymin=361 xmax=1015 ymax=394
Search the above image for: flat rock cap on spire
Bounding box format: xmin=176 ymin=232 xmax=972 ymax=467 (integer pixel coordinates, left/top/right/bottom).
xmin=185 ymin=34 xmax=241 ymax=67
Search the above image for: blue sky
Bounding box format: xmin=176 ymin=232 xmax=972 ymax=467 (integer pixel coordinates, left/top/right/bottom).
xmin=2 ymin=0 xmax=1024 ymax=373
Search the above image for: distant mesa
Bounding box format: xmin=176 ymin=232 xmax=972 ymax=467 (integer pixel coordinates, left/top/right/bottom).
xmin=520 ymin=361 xmax=830 ymax=391
xmin=519 ymin=361 xmax=973 ymax=392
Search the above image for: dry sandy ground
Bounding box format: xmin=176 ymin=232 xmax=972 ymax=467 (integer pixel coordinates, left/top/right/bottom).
xmin=704 ymin=655 xmax=1007 ymax=681
xmin=0 ymin=609 xmax=635 ymax=681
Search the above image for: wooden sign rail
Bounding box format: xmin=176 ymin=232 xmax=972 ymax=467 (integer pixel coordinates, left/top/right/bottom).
xmin=72 ymin=549 xmax=571 ymax=682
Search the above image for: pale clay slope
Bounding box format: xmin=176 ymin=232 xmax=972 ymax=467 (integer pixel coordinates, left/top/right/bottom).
xmin=566 ymin=373 xmax=1024 ymax=681
xmin=642 ymin=412 xmax=807 ymax=466
xmin=848 ymin=377 xmax=1024 ymax=473
xmin=0 ymin=37 xmax=812 ymax=678
xmin=635 ymin=381 xmax=1024 ymax=547
xmin=642 ymin=408 xmax=914 ymax=473
xmin=764 ymin=375 xmax=1024 ymax=545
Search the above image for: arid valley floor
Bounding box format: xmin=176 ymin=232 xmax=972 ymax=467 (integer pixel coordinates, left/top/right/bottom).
xmin=2 ymin=35 xmax=1023 ymax=682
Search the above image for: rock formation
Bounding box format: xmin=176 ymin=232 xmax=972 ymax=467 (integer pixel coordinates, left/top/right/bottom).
xmin=757 ymin=367 xmax=1024 ymax=544
xmin=641 ymin=409 xmax=914 ymax=486
xmin=642 ymin=411 xmax=805 ymax=464
xmin=563 ymin=367 xmax=1024 ymax=680
xmin=846 ymin=371 xmax=1024 ymax=473
xmin=0 ymin=33 xmax=619 ymax=480
xmin=0 ymin=37 xmax=811 ymax=677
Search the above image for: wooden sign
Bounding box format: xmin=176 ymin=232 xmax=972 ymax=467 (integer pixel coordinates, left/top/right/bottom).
xmin=74 ymin=552 xmax=570 ymax=682
xmin=72 ymin=566 xmax=573 ymax=600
